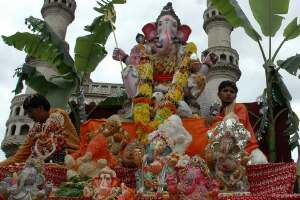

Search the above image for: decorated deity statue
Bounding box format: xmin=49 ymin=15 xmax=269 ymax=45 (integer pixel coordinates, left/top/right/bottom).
xmin=0 ymin=158 xmax=52 ymax=200
xmin=121 ymin=140 xmax=145 ymax=168
xmin=0 ymin=94 xmax=79 ymax=166
xmin=113 ymin=2 xmax=217 ymax=142
xmin=211 ymin=80 xmax=268 ymax=164
xmin=101 ymin=115 xmax=130 ymax=157
xmin=83 ymin=162 xmax=134 ymax=200
xmin=157 ymin=114 xmax=192 ymax=155
xmin=65 ymin=115 xmax=129 ymax=179
xmin=166 ymin=155 xmax=219 ymax=200
xmin=205 ymin=117 xmax=251 ymax=193
xmin=136 ymin=131 xmax=173 ymax=195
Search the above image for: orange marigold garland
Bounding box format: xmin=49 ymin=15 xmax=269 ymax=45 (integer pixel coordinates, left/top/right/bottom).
xmin=152 ymin=42 xmax=198 ymax=128
xmin=133 ymin=42 xmax=198 ymax=142
xmin=133 ymin=56 xmax=153 ymax=143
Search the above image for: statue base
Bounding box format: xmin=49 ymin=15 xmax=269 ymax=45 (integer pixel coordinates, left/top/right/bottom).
xmin=136 ymin=192 xmax=169 ymax=200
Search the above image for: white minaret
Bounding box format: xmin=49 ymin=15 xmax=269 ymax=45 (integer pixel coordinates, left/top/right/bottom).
xmin=1 ymin=0 xmax=76 ymax=157
xmin=198 ymin=0 xmax=241 ymax=116
xmin=26 ymin=0 xmax=76 ymax=94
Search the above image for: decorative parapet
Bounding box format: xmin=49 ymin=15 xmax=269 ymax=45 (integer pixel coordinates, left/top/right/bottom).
xmin=41 ymin=0 xmax=76 ymax=22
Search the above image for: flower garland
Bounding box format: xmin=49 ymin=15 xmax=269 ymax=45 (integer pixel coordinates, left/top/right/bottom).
xmin=133 ymin=55 xmax=154 ymax=143
xmin=151 ymin=42 xmax=198 ymax=130
xmin=133 ymin=42 xmax=198 ymax=143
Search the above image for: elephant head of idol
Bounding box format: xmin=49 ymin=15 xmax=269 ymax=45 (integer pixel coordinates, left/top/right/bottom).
xmin=142 ymin=2 xmax=192 ymax=55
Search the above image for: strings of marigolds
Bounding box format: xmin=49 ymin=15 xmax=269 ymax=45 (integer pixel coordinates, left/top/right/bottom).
xmin=133 ymin=42 xmax=198 ymax=144
xmin=150 ymin=42 xmax=197 ymax=130
xmin=133 ymin=54 xmax=154 ymax=143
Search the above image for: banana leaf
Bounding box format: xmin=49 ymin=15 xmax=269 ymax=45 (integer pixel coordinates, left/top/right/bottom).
xmin=283 ymin=17 xmax=300 ymax=41
xmin=277 ymin=54 xmax=300 ymax=77
xmin=211 ymin=0 xmax=261 ymax=41
xmin=249 ymin=0 xmax=290 ymax=37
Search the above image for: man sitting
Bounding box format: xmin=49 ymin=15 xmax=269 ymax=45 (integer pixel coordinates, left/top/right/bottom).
xmin=212 ymin=80 xmax=268 ymax=164
xmin=0 ymin=94 xmax=79 ymax=166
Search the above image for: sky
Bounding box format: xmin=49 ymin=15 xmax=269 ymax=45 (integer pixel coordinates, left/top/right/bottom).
xmin=0 ymin=0 xmax=299 ymax=160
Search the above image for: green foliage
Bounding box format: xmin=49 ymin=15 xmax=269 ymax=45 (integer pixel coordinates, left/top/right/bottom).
xmin=2 ymin=0 xmax=126 ymax=108
xmin=2 ymin=17 xmax=79 ymax=108
xmin=269 ymin=67 xmax=299 ymax=150
xmin=270 ymin=69 xmax=292 ymax=105
xmin=14 ymin=64 xmax=77 ymax=108
xmin=74 ymin=0 xmax=126 ymax=73
xmin=277 ymin=54 xmax=300 ymax=76
xmin=284 ymin=18 xmax=300 ymax=41
xmin=249 ymin=0 xmax=290 ymax=37
xmin=55 ymin=175 xmax=91 ymax=197
xmin=75 ymin=35 xmax=107 ymax=73
xmin=211 ymin=0 xmax=261 ymax=41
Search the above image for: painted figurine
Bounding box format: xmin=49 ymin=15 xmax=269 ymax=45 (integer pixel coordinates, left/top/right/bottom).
xmin=206 ymin=117 xmax=251 ymax=192
xmin=65 ymin=115 xmax=129 ymax=178
xmin=83 ymin=162 xmax=134 ymax=200
xmin=0 ymin=158 xmax=52 ymax=200
xmin=0 ymin=94 xmax=79 ymax=166
xmin=136 ymin=130 xmax=173 ymax=196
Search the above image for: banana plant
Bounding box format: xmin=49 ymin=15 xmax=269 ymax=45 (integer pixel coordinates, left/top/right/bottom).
xmin=211 ymin=0 xmax=300 ymax=190
xmin=2 ymin=0 xmax=126 ymax=127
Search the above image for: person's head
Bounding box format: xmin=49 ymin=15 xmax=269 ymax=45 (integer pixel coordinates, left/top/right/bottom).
xmin=218 ymin=81 xmax=238 ymax=105
xmin=23 ymin=94 xmax=50 ymax=122
xmin=136 ymin=33 xmax=145 ymax=44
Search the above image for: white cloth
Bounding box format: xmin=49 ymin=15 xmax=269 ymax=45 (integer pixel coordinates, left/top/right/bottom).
xmin=249 ymin=148 xmax=268 ymax=165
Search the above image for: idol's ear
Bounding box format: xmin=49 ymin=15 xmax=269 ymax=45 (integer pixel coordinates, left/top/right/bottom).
xmin=177 ymin=25 xmax=192 ymax=43
xmin=142 ymin=22 xmax=157 ymax=41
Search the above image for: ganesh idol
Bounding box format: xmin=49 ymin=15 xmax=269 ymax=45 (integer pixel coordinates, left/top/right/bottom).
xmin=113 ymin=2 xmax=217 ymax=143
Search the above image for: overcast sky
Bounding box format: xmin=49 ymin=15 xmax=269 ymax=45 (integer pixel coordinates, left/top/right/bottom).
xmin=0 ymin=0 xmax=299 ymax=160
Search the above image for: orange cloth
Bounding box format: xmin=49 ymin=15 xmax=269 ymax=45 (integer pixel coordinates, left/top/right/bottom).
xmin=74 ymin=118 xmax=209 ymax=159
xmin=0 ymin=108 xmax=79 ymax=166
xmin=86 ymin=133 xmax=117 ymax=168
xmin=212 ymin=103 xmax=259 ymax=153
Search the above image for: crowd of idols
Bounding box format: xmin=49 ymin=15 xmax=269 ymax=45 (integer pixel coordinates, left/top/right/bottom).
xmin=0 ymin=3 xmax=269 ymax=200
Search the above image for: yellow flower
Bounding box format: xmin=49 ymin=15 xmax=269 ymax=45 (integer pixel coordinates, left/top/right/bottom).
xmin=133 ymin=103 xmax=150 ymax=124
xmin=165 ymin=86 xmax=183 ymax=103
xmin=156 ymin=107 xmax=173 ymax=121
xmin=139 ymin=63 xmax=153 ymax=80
xmin=137 ymin=83 xmax=152 ymax=97
xmin=185 ymin=42 xmax=197 ymax=54
xmin=173 ymin=71 xmax=189 ymax=87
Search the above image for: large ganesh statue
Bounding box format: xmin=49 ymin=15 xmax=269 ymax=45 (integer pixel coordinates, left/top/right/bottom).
xmin=113 ymin=2 xmax=217 ymax=143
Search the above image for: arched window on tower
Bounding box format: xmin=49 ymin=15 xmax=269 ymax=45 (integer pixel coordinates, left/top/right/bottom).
xmin=11 ymin=125 xmax=16 ymax=136
xmin=20 ymin=125 xmax=30 ymax=135
xmin=212 ymin=11 xmax=216 ymax=16
xmin=15 ymin=107 xmax=20 ymax=116
xmin=68 ymin=3 xmax=72 ymax=8
xmin=206 ymin=13 xmax=209 ymax=19
xmin=230 ymin=55 xmax=234 ymax=64
xmin=220 ymin=54 xmax=226 ymax=61
xmin=62 ymin=0 xmax=66 ymax=4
